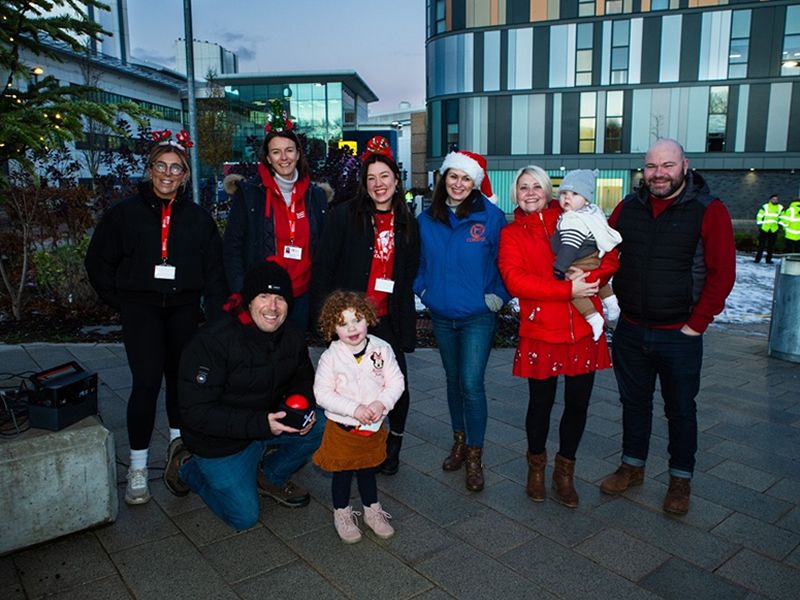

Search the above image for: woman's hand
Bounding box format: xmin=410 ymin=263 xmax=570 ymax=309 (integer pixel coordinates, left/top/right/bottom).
xmin=570 ymin=273 xmax=599 ymax=299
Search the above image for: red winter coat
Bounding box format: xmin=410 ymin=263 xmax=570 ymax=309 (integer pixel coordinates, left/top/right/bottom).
xmin=498 ymin=207 xmax=619 ymax=345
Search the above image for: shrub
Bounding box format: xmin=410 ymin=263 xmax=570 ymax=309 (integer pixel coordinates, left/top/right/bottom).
xmin=32 ymin=235 xmax=96 ymax=307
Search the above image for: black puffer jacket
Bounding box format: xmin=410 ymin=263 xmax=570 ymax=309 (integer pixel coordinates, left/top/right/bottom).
xmin=310 ymin=200 xmax=420 ymax=352
xmin=177 ymin=315 xmax=316 ymax=458
xmin=222 ymin=176 xmax=327 ymax=293
xmin=84 ymin=182 xmax=227 ymax=319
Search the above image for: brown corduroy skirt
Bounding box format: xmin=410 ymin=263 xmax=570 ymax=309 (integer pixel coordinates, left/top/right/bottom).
xmin=312 ymin=419 xmax=388 ymax=472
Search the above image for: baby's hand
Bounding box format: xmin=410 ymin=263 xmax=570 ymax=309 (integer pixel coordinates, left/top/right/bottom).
xmin=366 ymin=401 xmax=385 ymax=423
xmin=354 ymin=405 xmax=373 ymax=425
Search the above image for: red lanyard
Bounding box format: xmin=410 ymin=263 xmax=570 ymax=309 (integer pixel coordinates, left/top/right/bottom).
xmin=372 ymin=213 xmax=395 ymax=276
xmin=286 ymin=196 xmax=298 ymax=245
xmin=160 ymin=199 xmax=174 ymax=262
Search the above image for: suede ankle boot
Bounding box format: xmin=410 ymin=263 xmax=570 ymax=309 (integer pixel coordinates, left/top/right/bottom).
xmin=552 ymin=454 xmax=579 ymax=508
xmin=465 ymin=446 xmax=484 ymax=492
xmin=379 ymin=432 xmax=403 ymax=476
xmin=526 ymin=451 xmax=547 ymax=502
xmin=442 ymin=431 xmax=466 ymax=471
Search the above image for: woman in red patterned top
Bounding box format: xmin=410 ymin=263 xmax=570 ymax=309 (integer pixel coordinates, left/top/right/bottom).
xmin=311 ymin=136 xmax=420 ymax=475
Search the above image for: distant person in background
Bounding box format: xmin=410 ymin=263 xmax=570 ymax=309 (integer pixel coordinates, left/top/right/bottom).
xmin=311 ymin=136 xmax=419 ymax=475
xmin=779 ymin=197 xmax=800 ymax=253
xmin=754 ymin=194 xmax=783 ymax=263
xmin=85 ymin=129 xmax=227 ymax=506
xmin=600 ymin=139 xmax=735 ymax=516
xmin=223 ymin=99 xmax=327 ymax=329
xmin=414 ymin=150 xmax=510 ymax=492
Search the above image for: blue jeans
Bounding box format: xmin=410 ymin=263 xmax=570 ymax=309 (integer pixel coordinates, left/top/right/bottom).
xmin=431 ymin=312 xmax=496 ymax=448
xmin=179 ymin=410 xmax=325 ymax=529
xmin=612 ymin=319 xmax=702 ymax=478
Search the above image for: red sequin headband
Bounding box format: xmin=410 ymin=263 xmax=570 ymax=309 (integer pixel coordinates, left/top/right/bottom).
xmin=151 ymin=129 xmax=194 ymax=150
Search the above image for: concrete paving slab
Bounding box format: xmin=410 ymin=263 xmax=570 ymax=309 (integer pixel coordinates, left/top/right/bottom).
xmin=44 ymin=575 xmax=134 ymax=600
xmin=199 ymin=527 xmax=297 ymax=584
xmin=717 ymin=548 xmax=800 ymax=600
xmin=447 ymin=508 xmax=538 ymax=557
xmin=712 ymin=512 xmax=800 ymax=560
xmin=640 ymin=557 xmax=749 ymax=599
xmin=233 ymin=561 xmax=348 ymax=600
xmin=574 ymin=528 xmax=671 ymax=581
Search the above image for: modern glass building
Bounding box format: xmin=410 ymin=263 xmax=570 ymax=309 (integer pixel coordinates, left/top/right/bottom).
xmin=425 ymin=0 xmax=800 ymax=217
xmin=215 ymin=72 xmax=378 ymax=162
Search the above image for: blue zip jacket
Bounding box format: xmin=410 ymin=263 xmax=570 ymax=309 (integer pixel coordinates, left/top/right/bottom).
xmin=414 ymin=192 xmax=510 ymax=319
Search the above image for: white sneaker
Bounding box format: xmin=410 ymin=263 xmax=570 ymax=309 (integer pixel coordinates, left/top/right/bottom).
xmin=125 ymin=467 xmax=151 ymax=505
xmin=602 ymin=294 xmax=621 ymax=322
xmin=363 ymin=502 xmax=394 ymax=539
xmin=333 ymin=506 xmax=362 ymax=543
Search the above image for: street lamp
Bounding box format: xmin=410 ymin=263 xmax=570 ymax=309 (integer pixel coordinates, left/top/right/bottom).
xmin=31 ymin=65 xmax=43 ymax=83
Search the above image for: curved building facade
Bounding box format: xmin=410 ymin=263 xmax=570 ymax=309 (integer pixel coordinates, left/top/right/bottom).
xmin=425 ymin=0 xmax=800 ymax=217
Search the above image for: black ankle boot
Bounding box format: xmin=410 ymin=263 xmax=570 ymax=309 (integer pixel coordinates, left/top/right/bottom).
xmin=379 ymin=432 xmax=403 ymax=475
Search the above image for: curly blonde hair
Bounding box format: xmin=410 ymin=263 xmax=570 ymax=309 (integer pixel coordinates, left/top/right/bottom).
xmin=318 ymin=290 xmax=378 ymax=342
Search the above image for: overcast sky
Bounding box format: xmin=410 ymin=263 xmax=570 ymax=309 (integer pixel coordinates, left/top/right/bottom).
xmin=126 ymin=0 xmax=426 ymax=114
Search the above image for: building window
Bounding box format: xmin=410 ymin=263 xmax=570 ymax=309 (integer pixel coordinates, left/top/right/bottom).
xmin=605 ymin=91 xmax=623 ymax=153
xmin=611 ymin=20 xmax=629 ymax=84
xmin=707 ymin=86 xmax=728 ymax=152
xmin=435 ymin=0 xmax=446 ymax=34
xmin=445 ymin=99 xmax=459 ymax=151
xmin=606 ymin=1 xmax=623 ymax=16
xmin=576 ymin=24 xmax=593 ymax=86
xmin=579 ymin=92 xmax=596 ymax=153
xmin=728 ymin=11 xmax=750 ymax=79
xmin=651 ymin=0 xmax=669 ymax=10
xmin=578 ymin=0 xmax=594 ymax=17
xmin=782 ymin=5 xmax=800 ymax=76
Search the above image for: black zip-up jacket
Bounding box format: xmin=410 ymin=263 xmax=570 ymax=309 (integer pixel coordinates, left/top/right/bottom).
xmin=177 ymin=315 xmax=316 ymax=458
xmin=222 ymin=176 xmax=327 ymax=293
xmin=84 ymin=182 xmax=227 ymax=319
xmin=310 ymin=200 xmax=421 ymax=352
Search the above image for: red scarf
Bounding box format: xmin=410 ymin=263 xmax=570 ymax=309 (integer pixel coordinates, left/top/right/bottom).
xmin=258 ymin=163 xmax=312 ymax=297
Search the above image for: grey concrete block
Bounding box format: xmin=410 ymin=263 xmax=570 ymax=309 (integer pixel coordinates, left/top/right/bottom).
xmin=13 ymin=532 xmax=117 ymax=599
xmin=707 ymin=459 xmax=781 ymax=492
xmin=448 ymin=509 xmax=538 ymax=557
xmin=592 ymin=498 xmax=737 ymax=570
xmin=575 ymin=529 xmax=671 ymax=581
xmin=419 ymin=541 xmax=558 ymax=600
xmin=0 ymin=584 xmax=25 ymax=600
xmin=287 ymin=524 xmax=432 ymax=599
xmin=200 ymin=527 xmax=297 ymax=584
xmin=234 ymin=561 xmax=348 ymax=600
xmin=499 ymin=535 xmax=659 ymax=599
xmin=45 ymin=575 xmax=135 ymax=600
xmin=717 ymin=548 xmax=800 ymax=599
xmin=640 ymin=557 xmax=748 ymax=599
xmin=113 ymin=534 xmax=238 ymax=600
xmin=712 ymin=512 xmax=800 ymax=560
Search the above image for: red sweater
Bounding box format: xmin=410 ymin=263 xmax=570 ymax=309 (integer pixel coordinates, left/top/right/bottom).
xmin=608 ymin=195 xmax=735 ymax=333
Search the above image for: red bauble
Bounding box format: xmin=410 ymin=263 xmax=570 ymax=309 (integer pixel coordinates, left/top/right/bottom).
xmin=285 ymin=394 xmax=309 ymax=410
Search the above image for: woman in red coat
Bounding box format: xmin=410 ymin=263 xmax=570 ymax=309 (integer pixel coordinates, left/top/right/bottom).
xmin=498 ymin=166 xmax=618 ymax=508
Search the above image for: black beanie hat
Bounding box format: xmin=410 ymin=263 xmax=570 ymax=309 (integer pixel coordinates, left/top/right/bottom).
xmin=242 ymin=261 xmax=294 ymax=308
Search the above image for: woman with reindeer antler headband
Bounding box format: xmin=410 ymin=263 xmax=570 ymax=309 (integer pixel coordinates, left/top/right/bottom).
xmin=223 ymin=99 xmax=328 ymax=330
xmin=85 ymin=129 xmax=228 ymax=507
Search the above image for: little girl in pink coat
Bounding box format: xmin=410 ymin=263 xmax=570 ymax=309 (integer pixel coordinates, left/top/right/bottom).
xmin=313 ymin=290 xmax=404 ymax=543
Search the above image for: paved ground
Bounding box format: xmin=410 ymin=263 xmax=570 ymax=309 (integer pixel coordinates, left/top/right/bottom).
xmin=1 ymin=325 xmax=799 ymax=599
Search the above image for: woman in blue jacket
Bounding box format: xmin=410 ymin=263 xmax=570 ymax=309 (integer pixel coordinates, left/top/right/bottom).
xmin=414 ymin=150 xmax=510 ymax=492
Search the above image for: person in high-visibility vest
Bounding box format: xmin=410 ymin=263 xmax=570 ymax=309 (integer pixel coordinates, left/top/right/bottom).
xmin=779 ymin=197 xmax=800 ymax=253
xmin=755 ymin=194 xmax=783 ymax=263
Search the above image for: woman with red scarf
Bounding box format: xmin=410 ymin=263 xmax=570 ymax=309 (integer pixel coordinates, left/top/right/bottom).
xmin=223 ymin=100 xmax=327 ymax=330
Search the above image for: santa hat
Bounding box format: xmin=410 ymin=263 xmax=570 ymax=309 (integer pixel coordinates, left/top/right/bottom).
xmin=440 ymin=150 xmax=495 ymax=202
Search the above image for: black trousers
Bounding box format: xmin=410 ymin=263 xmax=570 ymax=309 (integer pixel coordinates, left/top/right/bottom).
xmin=120 ymin=302 xmax=199 ymax=450
xmin=526 ymin=372 xmax=595 ymax=460
xmin=371 ymin=315 xmax=410 ymax=435
xmin=755 ymin=229 xmax=778 ymax=262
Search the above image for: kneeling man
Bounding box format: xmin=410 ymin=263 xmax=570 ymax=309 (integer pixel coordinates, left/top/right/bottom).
xmin=166 ymin=261 xmax=323 ymax=529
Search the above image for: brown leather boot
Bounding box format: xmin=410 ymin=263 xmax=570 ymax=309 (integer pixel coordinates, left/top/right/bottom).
xmin=552 ymin=454 xmax=579 ymax=508
xmin=526 ymin=451 xmax=547 ymax=502
xmin=442 ymin=431 xmax=466 ymax=471
xmin=464 ymin=446 xmax=484 ymax=492
xmin=599 ymin=463 xmax=645 ymax=495
xmin=663 ymin=476 xmax=691 ymax=515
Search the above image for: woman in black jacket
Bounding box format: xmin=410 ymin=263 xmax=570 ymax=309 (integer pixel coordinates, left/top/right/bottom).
xmin=311 ymin=136 xmax=420 ymax=474
xmin=223 ymin=100 xmax=326 ymax=330
xmin=85 ymin=130 xmax=227 ymax=506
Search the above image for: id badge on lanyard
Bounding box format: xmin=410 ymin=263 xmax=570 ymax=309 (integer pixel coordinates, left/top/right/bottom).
xmin=284 ymin=197 xmax=303 ymax=260
xmin=155 ymin=199 xmax=177 ymax=280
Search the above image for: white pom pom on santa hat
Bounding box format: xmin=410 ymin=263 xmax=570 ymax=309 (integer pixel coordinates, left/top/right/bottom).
xmin=440 ymin=150 xmax=495 ymax=203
